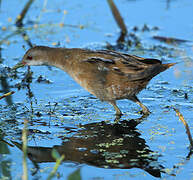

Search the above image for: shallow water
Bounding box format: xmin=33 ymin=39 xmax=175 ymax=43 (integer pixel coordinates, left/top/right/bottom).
xmin=0 ymin=0 xmax=193 ymax=179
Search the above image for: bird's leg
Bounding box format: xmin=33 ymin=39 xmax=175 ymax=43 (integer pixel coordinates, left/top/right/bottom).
xmin=129 ymin=95 xmax=150 ymax=115
xmin=109 ymin=100 xmax=123 ymax=116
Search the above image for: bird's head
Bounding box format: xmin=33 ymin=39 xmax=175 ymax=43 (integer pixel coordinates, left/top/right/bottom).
xmin=12 ymin=46 xmax=51 ymax=70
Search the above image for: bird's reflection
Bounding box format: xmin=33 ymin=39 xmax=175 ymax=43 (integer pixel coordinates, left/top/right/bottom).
xmin=12 ymin=117 xmax=164 ymax=178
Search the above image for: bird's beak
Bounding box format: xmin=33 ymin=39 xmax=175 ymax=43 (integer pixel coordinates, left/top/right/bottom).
xmin=12 ymin=62 xmax=26 ymax=70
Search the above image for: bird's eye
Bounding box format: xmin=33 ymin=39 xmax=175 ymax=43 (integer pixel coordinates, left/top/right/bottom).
xmin=27 ymin=56 xmax=33 ymax=60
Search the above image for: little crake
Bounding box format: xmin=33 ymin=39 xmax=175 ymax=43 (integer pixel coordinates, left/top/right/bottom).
xmin=13 ymin=46 xmax=175 ymax=116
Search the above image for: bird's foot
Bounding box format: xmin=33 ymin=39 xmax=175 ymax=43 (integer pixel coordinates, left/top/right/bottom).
xmin=140 ymin=108 xmax=151 ymax=116
xmin=142 ymin=108 xmax=151 ymax=115
xmin=114 ymin=112 xmax=123 ymax=122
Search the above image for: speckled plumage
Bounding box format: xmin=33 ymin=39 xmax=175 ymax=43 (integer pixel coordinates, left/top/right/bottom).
xmin=13 ymin=46 xmax=175 ymax=116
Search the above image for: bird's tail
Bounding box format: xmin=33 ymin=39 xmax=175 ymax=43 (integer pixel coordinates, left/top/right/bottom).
xmin=163 ymin=63 xmax=176 ymax=68
xmin=149 ymin=62 xmax=176 ymax=80
xmin=161 ymin=63 xmax=176 ymax=72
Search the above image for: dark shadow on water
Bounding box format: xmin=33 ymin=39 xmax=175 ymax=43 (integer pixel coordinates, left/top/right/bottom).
xmin=12 ymin=117 xmax=164 ymax=178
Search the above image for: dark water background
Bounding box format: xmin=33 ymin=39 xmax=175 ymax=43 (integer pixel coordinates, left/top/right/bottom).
xmin=0 ymin=0 xmax=193 ymax=179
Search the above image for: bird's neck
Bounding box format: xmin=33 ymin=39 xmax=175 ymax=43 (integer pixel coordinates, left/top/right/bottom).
xmin=45 ymin=48 xmax=82 ymax=71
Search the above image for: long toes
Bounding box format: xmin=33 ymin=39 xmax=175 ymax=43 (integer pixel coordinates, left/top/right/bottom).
xmin=115 ymin=112 xmax=123 ymax=116
xmin=114 ymin=113 xmax=122 ymax=122
xmin=142 ymin=109 xmax=151 ymax=115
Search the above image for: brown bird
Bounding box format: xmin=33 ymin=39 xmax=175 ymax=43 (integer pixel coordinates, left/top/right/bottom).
xmin=13 ymin=46 xmax=175 ymax=116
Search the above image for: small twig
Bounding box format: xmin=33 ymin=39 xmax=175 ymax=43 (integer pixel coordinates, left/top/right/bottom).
xmin=107 ymin=0 xmax=127 ymax=35
xmin=47 ymin=149 xmax=64 ymax=180
xmin=15 ymin=0 xmax=35 ymax=48
xmin=15 ymin=0 xmax=35 ymax=27
xmin=153 ymin=35 xmax=190 ymax=44
xmin=21 ymin=32 xmax=33 ymax=48
xmin=0 ymin=91 xmax=15 ymax=100
xmin=22 ymin=119 xmax=28 ymax=180
xmin=173 ymin=108 xmax=193 ymax=148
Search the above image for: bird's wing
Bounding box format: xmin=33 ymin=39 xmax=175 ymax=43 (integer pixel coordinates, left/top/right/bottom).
xmin=83 ymin=50 xmax=162 ymax=81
